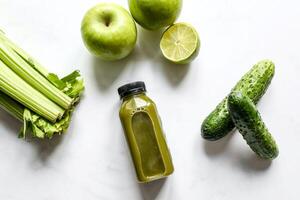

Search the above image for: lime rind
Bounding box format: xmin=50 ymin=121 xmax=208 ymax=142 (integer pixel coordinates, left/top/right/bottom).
xmin=160 ymin=22 xmax=200 ymax=64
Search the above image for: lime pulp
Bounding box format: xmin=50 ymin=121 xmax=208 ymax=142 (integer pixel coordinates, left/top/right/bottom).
xmin=160 ymin=22 xmax=200 ymax=64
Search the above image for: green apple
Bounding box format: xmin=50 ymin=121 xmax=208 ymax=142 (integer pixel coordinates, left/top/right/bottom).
xmin=128 ymin=0 xmax=182 ymax=30
xmin=81 ymin=3 xmax=137 ymax=61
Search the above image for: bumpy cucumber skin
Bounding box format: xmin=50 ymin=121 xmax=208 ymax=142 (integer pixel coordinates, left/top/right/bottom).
xmin=201 ymin=60 xmax=275 ymax=141
xmin=227 ymin=92 xmax=278 ymax=159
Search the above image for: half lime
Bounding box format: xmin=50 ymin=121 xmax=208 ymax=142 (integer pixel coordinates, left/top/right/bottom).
xmin=160 ymin=23 xmax=200 ymax=64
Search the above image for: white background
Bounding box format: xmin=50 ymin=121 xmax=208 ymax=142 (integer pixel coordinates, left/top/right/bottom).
xmin=0 ymin=0 xmax=299 ymax=199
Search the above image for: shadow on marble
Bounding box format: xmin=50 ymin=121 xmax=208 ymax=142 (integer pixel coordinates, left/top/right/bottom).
xmin=237 ymin=152 xmax=272 ymax=172
xmin=138 ymin=26 xmax=165 ymax=60
xmin=160 ymin=59 xmax=190 ymax=86
xmin=203 ymin=129 xmax=235 ymax=156
xmin=203 ymin=128 xmax=272 ymax=172
xmin=29 ymin=135 xmax=63 ymax=162
xmin=138 ymin=26 xmax=190 ymax=86
xmin=93 ymin=47 xmax=140 ymax=91
xmin=139 ymin=178 xmax=166 ymax=200
xmin=0 ymin=107 xmax=63 ymax=162
xmin=0 ymin=108 xmax=21 ymax=135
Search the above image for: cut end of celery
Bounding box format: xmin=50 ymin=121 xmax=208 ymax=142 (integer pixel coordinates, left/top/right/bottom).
xmin=19 ymin=70 xmax=84 ymax=139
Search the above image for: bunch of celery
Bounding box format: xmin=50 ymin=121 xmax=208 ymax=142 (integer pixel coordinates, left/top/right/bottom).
xmin=0 ymin=30 xmax=84 ymax=139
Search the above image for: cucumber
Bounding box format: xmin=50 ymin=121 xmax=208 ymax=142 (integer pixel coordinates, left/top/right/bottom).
xmin=227 ymin=92 xmax=278 ymax=159
xmin=201 ymin=60 xmax=275 ymax=140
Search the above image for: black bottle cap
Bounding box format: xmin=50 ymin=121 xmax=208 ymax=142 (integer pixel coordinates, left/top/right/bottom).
xmin=118 ymin=81 xmax=146 ymax=99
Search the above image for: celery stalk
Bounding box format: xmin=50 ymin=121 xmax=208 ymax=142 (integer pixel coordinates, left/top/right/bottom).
xmin=0 ymin=59 xmax=64 ymax=122
xmin=0 ymin=91 xmax=24 ymax=121
xmin=0 ymin=69 xmax=83 ymax=139
xmin=0 ymin=30 xmax=49 ymax=78
xmin=0 ymin=32 xmax=73 ymax=109
xmin=0 ymin=30 xmax=84 ymax=139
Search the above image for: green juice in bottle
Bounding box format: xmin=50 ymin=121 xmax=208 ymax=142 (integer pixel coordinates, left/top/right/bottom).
xmin=118 ymin=81 xmax=174 ymax=183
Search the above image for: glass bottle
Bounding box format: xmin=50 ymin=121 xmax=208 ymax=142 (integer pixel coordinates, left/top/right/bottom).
xmin=118 ymin=81 xmax=174 ymax=183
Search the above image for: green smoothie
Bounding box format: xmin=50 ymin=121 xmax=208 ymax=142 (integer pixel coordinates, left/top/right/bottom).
xmin=118 ymin=81 xmax=174 ymax=183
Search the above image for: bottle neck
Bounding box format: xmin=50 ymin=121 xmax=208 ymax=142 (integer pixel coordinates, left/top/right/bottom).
xmin=121 ymin=91 xmax=146 ymax=101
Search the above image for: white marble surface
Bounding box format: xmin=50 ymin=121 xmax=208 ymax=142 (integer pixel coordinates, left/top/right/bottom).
xmin=0 ymin=0 xmax=299 ymax=199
